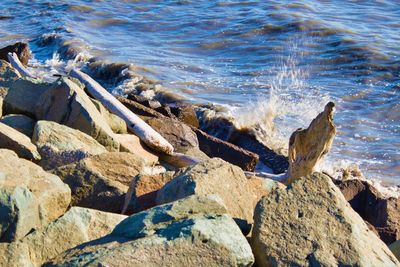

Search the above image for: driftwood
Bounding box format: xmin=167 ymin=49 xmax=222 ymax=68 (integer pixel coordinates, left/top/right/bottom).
xmin=159 ymin=152 xmax=201 ymax=168
xmin=70 ymin=68 xmax=174 ymax=155
xmin=286 ymin=102 xmax=336 ymax=183
xmin=7 ymin=52 xmax=34 ymax=78
xmin=244 ymin=171 xmax=288 ymax=182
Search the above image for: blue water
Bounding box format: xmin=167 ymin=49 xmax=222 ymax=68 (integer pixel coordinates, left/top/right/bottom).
xmin=0 ymin=0 xmax=399 ymax=183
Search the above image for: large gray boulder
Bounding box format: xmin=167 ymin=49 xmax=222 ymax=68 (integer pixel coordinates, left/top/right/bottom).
xmin=35 ymin=77 xmax=119 ymax=151
xmin=0 ymin=207 xmax=126 ymax=267
xmin=53 ymin=152 xmax=145 ymax=213
xmin=0 ymin=122 xmax=40 ymax=161
xmin=0 ymin=114 xmax=35 ymax=137
xmin=45 ymin=196 xmax=254 ymax=267
xmin=251 ymin=172 xmax=400 ymax=267
xmin=0 ymin=60 xmax=20 ymax=91
xmin=156 ymin=158 xmax=255 ymax=229
xmin=0 ymin=149 xmax=70 ymax=242
xmin=32 ymin=120 xmax=107 ymax=170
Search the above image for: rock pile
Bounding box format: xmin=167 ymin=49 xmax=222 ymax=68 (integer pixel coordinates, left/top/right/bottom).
xmin=0 ymin=44 xmax=398 ymax=267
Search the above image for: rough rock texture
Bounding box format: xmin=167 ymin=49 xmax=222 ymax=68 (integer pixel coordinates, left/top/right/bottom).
xmin=0 ymin=60 xmax=20 ymax=91
xmin=53 ymin=152 xmax=145 ymax=213
xmin=0 ymin=207 xmax=126 ymax=267
xmin=91 ymin=98 xmax=127 ymax=134
xmin=246 ymin=175 xmax=286 ymax=208
xmin=35 ymin=77 xmax=119 ymax=151
xmin=122 ymin=171 xmax=176 ymax=214
xmin=0 ymin=149 xmax=70 ymax=242
xmin=147 ymin=117 xmax=198 ymax=152
xmin=287 ymin=102 xmax=336 ymax=183
xmin=114 ymin=133 xmax=159 ymax=165
xmin=0 ymin=122 xmax=40 ymax=161
xmin=0 ymin=114 xmax=35 ymax=137
xmin=170 ymin=104 xmax=200 ymax=128
xmin=46 ymin=196 xmax=254 ymax=267
xmin=4 ymin=78 xmax=52 ymax=118
xmin=390 ymin=240 xmax=400 ymax=261
xmin=194 ymin=128 xmax=259 ymax=172
xmin=0 ymin=42 xmax=30 ymax=66
xmin=32 ymin=121 xmax=107 ymax=170
xmin=156 ymin=158 xmax=255 ymax=229
xmin=251 ymin=173 xmax=399 ymax=267
xmin=334 ymin=178 xmax=400 ymax=245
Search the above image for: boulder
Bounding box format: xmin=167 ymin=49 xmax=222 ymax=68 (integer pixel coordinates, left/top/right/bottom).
xmin=91 ymin=98 xmax=127 ymax=134
xmin=156 ymin=158 xmax=255 ymax=231
xmin=32 ymin=121 xmax=107 ymax=170
xmin=0 ymin=42 xmax=30 ymax=66
xmin=246 ymin=175 xmax=286 ymax=208
xmin=0 ymin=60 xmax=20 ymax=91
xmin=334 ymin=178 xmax=400 ymax=244
xmin=287 ymin=102 xmax=336 ymax=183
xmin=390 ymin=240 xmax=400 ymax=261
xmin=114 ymin=133 xmax=159 ymax=165
xmin=52 ymin=152 xmax=145 ymax=213
xmin=170 ymin=104 xmax=200 ymax=128
xmin=0 ymin=114 xmax=35 ymax=137
xmin=251 ymin=173 xmax=399 ymax=267
xmin=35 ymin=77 xmax=119 ymax=151
xmin=45 ymin=196 xmax=255 ymax=267
xmin=147 ymin=117 xmax=198 ymax=152
xmin=0 ymin=207 xmax=126 ymax=267
xmin=4 ymin=78 xmax=52 ymax=118
xmin=0 ymin=122 xmax=40 ymax=161
xmin=122 ymin=171 xmax=176 ymax=214
xmin=0 ymin=96 xmax=2 ymax=117
xmin=0 ymin=149 xmax=70 ymax=242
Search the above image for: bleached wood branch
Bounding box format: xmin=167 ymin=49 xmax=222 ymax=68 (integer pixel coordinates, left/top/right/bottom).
xmin=244 ymin=171 xmax=288 ymax=183
xmin=159 ymin=152 xmax=201 ymax=168
xmin=7 ymin=52 xmax=34 ymax=78
xmin=70 ymin=68 xmax=174 ymax=155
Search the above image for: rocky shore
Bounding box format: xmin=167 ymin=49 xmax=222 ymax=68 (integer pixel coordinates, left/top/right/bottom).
xmin=0 ymin=42 xmax=399 ymax=266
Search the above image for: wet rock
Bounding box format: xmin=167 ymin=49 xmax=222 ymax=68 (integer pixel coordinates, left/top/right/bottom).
xmin=91 ymin=98 xmax=127 ymax=134
xmin=287 ymin=102 xmax=336 ymax=183
xmin=46 ymin=196 xmax=254 ymax=267
xmin=170 ymin=104 xmax=200 ymax=128
xmin=194 ymin=128 xmax=259 ymax=171
xmin=0 ymin=114 xmax=35 ymax=137
xmin=334 ymin=178 xmax=400 ymax=245
xmin=147 ymin=117 xmax=198 ymax=152
xmin=114 ymin=133 xmax=159 ymax=165
xmin=0 ymin=149 xmax=70 ymax=242
xmin=122 ymin=171 xmax=176 ymax=214
xmin=35 ymin=77 xmax=119 ymax=151
xmin=0 ymin=60 xmax=20 ymax=91
xmin=0 ymin=42 xmax=30 ymax=66
xmin=390 ymin=240 xmax=400 ymax=261
xmin=128 ymin=94 xmax=175 ymax=118
xmin=251 ymin=173 xmax=399 ymax=267
xmin=4 ymin=78 xmax=52 ymax=118
xmin=52 ymin=152 xmax=145 ymax=213
xmin=32 ymin=120 xmax=107 ymax=170
xmin=0 ymin=122 xmax=40 ymax=161
xmin=156 ymin=158 xmax=255 ymax=231
xmin=117 ymin=96 xmax=162 ymax=119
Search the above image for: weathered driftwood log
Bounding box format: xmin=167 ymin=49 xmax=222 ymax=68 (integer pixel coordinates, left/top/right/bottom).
xmin=70 ymin=68 xmax=174 ymax=155
xmin=244 ymin=171 xmax=287 ymax=182
xmin=7 ymin=52 xmax=34 ymax=78
xmin=159 ymin=152 xmax=201 ymax=168
xmin=286 ymin=102 xmax=336 ymax=184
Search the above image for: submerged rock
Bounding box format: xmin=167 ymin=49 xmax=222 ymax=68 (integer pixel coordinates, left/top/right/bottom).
xmin=45 ymin=196 xmax=254 ymax=267
xmin=0 ymin=42 xmax=30 ymax=66
xmin=35 ymin=77 xmax=119 ymax=151
xmin=287 ymin=102 xmax=336 ymax=183
xmin=53 ymin=152 xmax=145 ymax=213
xmin=0 ymin=122 xmax=40 ymax=161
xmin=32 ymin=120 xmax=107 ymax=170
xmin=0 ymin=149 xmax=70 ymax=242
xmin=251 ymin=172 xmax=399 ymax=267
xmin=0 ymin=114 xmax=35 ymax=137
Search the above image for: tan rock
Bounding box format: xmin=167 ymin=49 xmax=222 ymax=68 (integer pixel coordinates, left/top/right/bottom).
xmin=0 ymin=122 xmax=40 ymax=161
xmin=156 ymin=158 xmax=255 ymax=229
xmin=91 ymin=98 xmax=127 ymax=134
xmin=247 ymin=175 xmax=285 ymax=208
xmin=287 ymin=102 xmax=336 ymax=183
xmin=122 ymin=171 xmax=176 ymax=214
xmin=53 ymin=152 xmax=145 ymax=213
xmin=0 ymin=60 xmax=20 ymax=91
xmin=251 ymin=173 xmax=399 ymax=267
xmin=35 ymin=77 xmax=119 ymax=151
xmin=0 ymin=114 xmax=35 ymax=137
xmin=32 ymin=120 xmax=107 ymax=170
xmin=114 ymin=133 xmax=159 ymax=165
xmin=46 ymin=196 xmax=254 ymax=267
xmin=0 ymin=149 xmax=70 ymax=242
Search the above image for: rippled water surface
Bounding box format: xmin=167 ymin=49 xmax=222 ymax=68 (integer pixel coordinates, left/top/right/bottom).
xmin=0 ymin=0 xmax=399 ymax=183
